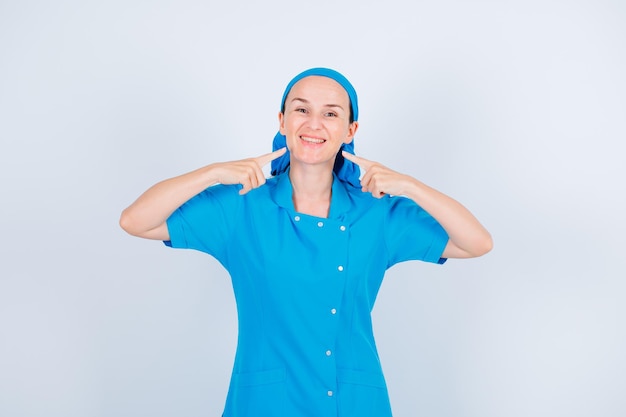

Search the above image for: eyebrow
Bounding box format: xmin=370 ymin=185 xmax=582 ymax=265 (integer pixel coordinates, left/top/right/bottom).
xmin=290 ymin=97 xmax=345 ymax=111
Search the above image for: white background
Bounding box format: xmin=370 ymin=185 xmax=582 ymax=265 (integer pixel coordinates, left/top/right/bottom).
xmin=1 ymin=1 xmax=625 ymax=416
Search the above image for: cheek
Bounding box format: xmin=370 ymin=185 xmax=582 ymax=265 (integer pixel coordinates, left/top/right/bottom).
xmin=283 ymin=122 xmax=298 ymax=139
xmin=337 ymin=124 xmax=352 ymax=140
xmin=282 ymin=116 xmax=301 ymax=134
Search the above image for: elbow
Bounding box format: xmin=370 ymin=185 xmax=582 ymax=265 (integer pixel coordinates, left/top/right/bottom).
xmin=474 ymin=232 xmax=494 ymax=257
xmin=444 ymin=232 xmax=493 ymax=259
xmin=119 ymin=207 xmax=168 ymax=240
xmin=484 ymin=233 xmax=494 ymax=255
xmin=458 ymin=232 xmax=493 ymax=259
xmin=119 ymin=208 xmax=140 ymax=236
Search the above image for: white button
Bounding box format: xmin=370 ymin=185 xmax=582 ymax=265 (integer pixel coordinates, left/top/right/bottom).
xmin=294 ymin=216 xmax=301 ymax=221
xmin=317 ymin=221 xmax=324 ymax=227
xmin=327 ymin=390 xmax=334 ymax=397
xmin=340 ymin=225 xmax=346 ymax=231
xmin=330 ymin=308 xmax=337 ymax=315
xmin=326 ymin=350 xmax=332 ymax=356
xmin=337 ymin=265 xmax=344 ymax=272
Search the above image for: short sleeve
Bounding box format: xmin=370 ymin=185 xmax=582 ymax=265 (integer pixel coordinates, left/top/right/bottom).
xmin=164 ymin=184 xmax=241 ymax=261
xmin=384 ymin=196 xmax=449 ymax=266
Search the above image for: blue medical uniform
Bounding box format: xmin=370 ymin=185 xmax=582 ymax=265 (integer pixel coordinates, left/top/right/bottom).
xmin=165 ymin=169 xmax=448 ymax=417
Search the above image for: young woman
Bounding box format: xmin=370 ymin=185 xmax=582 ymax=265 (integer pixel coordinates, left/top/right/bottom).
xmin=120 ymin=67 xmax=492 ymax=417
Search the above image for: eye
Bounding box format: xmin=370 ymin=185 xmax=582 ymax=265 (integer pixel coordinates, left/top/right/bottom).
xmin=295 ymin=108 xmax=307 ymax=114
xmin=325 ymin=111 xmax=338 ymax=117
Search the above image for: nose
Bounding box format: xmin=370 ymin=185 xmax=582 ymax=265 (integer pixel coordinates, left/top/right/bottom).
xmin=307 ymin=112 xmax=323 ymax=129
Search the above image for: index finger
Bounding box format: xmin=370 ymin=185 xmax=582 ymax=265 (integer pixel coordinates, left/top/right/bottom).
xmin=255 ymin=147 xmax=287 ymax=167
xmin=341 ymin=150 xmax=373 ymax=170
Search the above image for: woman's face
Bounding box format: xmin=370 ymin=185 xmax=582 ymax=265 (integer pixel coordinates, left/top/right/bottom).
xmin=279 ymin=76 xmax=358 ymax=171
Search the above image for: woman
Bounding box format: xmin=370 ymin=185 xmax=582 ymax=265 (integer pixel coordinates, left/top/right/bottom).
xmin=120 ymin=67 xmax=492 ymax=416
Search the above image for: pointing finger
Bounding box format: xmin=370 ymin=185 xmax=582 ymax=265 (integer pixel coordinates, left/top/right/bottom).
xmin=255 ymin=147 xmax=287 ymax=167
xmin=342 ymin=150 xmax=372 ymax=170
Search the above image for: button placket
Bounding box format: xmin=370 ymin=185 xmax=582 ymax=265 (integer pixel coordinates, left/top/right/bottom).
xmin=312 ymin=217 xmax=346 ymax=406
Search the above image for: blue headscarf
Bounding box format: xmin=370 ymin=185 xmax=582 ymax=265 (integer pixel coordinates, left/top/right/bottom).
xmin=271 ymin=67 xmax=360 ymax=187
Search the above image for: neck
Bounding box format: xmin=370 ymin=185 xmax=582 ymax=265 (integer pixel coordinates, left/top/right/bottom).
xmin=289 ymin=162 xmax=333 ymax=218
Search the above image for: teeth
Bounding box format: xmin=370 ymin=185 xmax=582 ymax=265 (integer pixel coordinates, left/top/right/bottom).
xmin=301 ymin=136 xmax=325 ymax=144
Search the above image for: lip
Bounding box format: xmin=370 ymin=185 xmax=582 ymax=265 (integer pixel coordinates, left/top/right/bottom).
xmin=299 ymin=135 xmax=327 ymax=144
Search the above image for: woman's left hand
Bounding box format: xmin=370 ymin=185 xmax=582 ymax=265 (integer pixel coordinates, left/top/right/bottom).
xmin=342 ymin=150 xmax=493 ymax=258
xmin=342 ymin=151 xmax=412 ymax=198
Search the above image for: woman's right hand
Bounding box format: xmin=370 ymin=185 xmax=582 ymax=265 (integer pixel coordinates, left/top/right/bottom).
xmin=120 ymin=147 xmax=287 ymax=240
xmin=212 ymin=147 xmax=286 ymax=195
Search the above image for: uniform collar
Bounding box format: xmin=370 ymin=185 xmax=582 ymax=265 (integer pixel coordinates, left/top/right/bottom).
xmin=271 ymin=168 xmax=352 ymax=218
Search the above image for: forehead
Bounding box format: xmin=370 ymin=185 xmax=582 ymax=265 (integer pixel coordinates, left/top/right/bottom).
xmin=286 ymin=76 xmax=349 ymax=105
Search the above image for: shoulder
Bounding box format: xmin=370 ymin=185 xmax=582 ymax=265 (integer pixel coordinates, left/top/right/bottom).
xmin=196 ymin=183 xmax=241 ymax=202
xmin=180 ymin=183 xmax=244 ymax=213
xmin=344 ymin=184 xmax=433 ymax=225
xmin=193 ymin=175 xmax=280 ymax=208
xmin=342 ymin=181 xmax=410 ymax=211
xmin=264 ymin=175 xmax=280 ymax=189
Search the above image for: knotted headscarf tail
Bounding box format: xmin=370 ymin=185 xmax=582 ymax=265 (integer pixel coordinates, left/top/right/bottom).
xmin=271 ymin=67 xmax=361 ymax=188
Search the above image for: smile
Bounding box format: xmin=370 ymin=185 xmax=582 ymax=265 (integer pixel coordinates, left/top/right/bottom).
xmin=300 ymin=136 xmax=326 ymax=144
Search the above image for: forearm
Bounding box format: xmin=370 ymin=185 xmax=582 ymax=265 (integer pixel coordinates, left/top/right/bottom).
xmin=341 ymin=151 xmax=492 ymax=258
xmin=120 ymin=164 xmax=220 ymax=237
xmin=401 ymin=176 xmax=493 ymax=258
xmin=120 ymin=148 xmax=286 ymax=239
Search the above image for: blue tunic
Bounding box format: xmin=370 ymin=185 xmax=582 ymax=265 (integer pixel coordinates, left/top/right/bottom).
xmin=165 ymin=170 xmax=448 ymax=417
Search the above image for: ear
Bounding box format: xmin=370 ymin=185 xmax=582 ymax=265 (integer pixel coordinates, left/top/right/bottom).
xmin=343 ymin=121 xmax=359 ymax=144
xmin=278 ymin=112 xmax=285 ymax=135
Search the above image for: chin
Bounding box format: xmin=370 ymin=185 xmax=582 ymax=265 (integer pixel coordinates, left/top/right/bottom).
xmin=292 ymin=158 xmax=336 ymax=171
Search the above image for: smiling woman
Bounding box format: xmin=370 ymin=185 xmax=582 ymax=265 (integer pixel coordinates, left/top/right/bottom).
xmin=279 ymin=76 xmax=357 ymax=177
xmin=119 ymin=67 xmax=492 ymax=417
